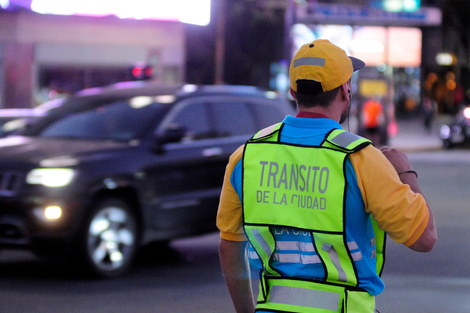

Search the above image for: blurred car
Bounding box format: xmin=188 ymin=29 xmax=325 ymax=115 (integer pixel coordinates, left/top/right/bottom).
xmin=0 ymin=109 xmax=45 ymax=137
xmin=0 ymin=99 xmax=65 ymax=137
xmin=439 ymin=105 xmax=470 ymax=149
xmin=0 ymin=81 xmax=295 ymax=277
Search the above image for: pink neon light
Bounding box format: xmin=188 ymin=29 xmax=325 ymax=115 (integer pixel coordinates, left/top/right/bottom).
xmin=30 ymin=0 xmax=211 ymax=26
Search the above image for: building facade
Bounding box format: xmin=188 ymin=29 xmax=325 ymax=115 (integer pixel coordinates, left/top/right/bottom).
xmin=0 ymin=11 xmax=186 ymax=108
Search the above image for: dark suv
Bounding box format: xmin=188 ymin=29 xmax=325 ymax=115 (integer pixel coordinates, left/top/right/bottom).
xmin=0 ymin=82 xmax=295 ymax=277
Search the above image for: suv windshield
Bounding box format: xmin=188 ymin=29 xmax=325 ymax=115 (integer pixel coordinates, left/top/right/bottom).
xmin=38 ymin=99 xmax=166 ymax=141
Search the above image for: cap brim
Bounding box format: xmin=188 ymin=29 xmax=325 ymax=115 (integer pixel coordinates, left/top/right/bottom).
xmin=350 ymin=56 xmax=365 ymax=72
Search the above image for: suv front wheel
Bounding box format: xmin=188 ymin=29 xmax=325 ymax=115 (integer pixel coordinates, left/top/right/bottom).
xmin=78 ymin=198 xmax=139 ymax=277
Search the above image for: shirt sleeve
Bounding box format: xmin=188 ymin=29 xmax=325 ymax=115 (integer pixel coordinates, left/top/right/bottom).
xmin=349 ymin=145 xmax=429 ymax=247
xmin=216 ymin=145 xmax=247 ymax=242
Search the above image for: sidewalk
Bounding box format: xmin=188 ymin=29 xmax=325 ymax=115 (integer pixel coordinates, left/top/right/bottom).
xmin=388 ymin=115 xmax=449 ymax=152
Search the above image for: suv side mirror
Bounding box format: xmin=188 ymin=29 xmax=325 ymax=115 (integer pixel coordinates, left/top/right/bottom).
xmin=152 ymin=125 xmax=187 ymax=153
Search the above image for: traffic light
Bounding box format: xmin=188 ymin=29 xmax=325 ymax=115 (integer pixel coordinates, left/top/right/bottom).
xmin=131 ymin=64 xmax=153 ymax=80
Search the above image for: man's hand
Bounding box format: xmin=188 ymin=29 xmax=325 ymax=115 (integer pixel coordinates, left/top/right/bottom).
xmin=380 ymin=146 xmax=413 ymax=174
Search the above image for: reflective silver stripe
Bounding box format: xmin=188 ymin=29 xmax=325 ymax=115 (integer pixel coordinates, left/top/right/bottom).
xmin=254 ymin=124 xmax=279 ymax=139
xmin=371 ymin=237 xmax=376 ymax=259
xmin=275 ymin=241 xmax=320 ymax=265
xmin=276 ymin=241 xmax=315 ymax=252
xmin=347 ymin=241 xmax=359 ymax=250
xmin=347 ymin=241 xmax=363 ymax=261
xmin=330 ymin=131 xmax=361 ymax=148
xmin=293 ymin=57 xmax=326 ymax=68
xmin=323 ymin=243 xmax=348 ymax=282
xmin=350 ymin=251 xmax=363 ymax=261
xmin=274 ymin=253 xmax=321 ymax=264
xmin=269 ymin=285 xmax=340 ymax=311
xmin=251 ymin=228 xmax=272 ymax=256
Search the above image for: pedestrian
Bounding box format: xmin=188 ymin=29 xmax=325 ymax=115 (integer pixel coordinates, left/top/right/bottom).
xmin=422 ymin=94 xmax=437 ymax=134
xmin=217 ymin=39 xmax=436 ymax=313
xmin=361 ymin=96 xmax=384 ymax=146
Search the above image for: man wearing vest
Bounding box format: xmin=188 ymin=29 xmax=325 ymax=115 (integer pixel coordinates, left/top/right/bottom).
xmin=217 ymin=39 xmax=437 ymax=313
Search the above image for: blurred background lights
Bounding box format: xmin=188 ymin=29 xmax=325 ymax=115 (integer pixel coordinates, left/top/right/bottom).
xmin=436 ymin=53 xmax=456 ymax=66
xmin=376 ymin=63 xmax=387 ymax=72
xmin=464 ymin=107 xmax=470 ymax=119
xmin=182 ymin=84 xmax=198 ymax=93
xmin=30 ymin=0 xmax=211 ymax=26
xmin=383 ymin=0 xmax=421 ymax=12
xmin=350 ymin=40 xmax=384 ymax=54
xmin=154 ymin=95 xmax=176 ymax=104
xmin=0 ymin=0 xmax=10 ymax=9
xmin=129 ymin=96 xmax=153 ymax=108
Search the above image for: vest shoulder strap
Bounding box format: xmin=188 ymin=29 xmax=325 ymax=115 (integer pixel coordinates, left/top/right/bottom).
xmin=251 ymin=122 xmax=283 ymax=141
xmin=324 ymin=129 xmax=372 ymax=152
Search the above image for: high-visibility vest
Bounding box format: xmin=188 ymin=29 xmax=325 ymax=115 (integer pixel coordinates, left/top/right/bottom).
xmin=242 ymin=123 xmax=385 ymax=313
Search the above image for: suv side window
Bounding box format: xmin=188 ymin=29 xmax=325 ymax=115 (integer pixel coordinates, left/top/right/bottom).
xmin=167 ymin=102 xmax=213 ymax=140
xmin=210 ymin=102 xmax=256 ymax=137
xmin=250 ymin=100 xmax=289 ymax=127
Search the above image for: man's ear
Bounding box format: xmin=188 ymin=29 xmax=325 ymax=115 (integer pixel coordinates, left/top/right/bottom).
xmin=341 ymin=83 xmax=350 ymax=101
xmin=289 ymin=87 xmax=296 ymax=100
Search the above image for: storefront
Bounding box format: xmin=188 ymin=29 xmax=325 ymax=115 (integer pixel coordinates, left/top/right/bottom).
xmin=0 ymin=10 xmax=187 ymax=108
xmin=284 ymin=2 xmax=442 ymax=143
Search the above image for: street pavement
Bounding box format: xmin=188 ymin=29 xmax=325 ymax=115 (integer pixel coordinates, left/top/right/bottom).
xmin=388 ymin=115 xmax=448 ymax=152
xmin=375 ymin=115 xmax=470 ymax=313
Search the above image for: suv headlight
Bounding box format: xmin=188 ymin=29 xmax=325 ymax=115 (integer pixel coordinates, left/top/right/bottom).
xmin=26 ymin=168 xmax=75 ymax=187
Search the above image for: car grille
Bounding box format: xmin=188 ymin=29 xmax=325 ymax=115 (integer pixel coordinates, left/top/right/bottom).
xmin=0 ymin=171 xmax=23 ymax=196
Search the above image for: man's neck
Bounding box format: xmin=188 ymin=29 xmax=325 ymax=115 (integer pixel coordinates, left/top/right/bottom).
xmin=297 ymin=106 xmax=334 ymax=120
xmin=296 ymin=112 xmax=330 ymax=119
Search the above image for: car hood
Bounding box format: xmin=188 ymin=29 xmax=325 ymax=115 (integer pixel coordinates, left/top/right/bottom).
xmin=0 ymin=136 xmax=131 ymax=165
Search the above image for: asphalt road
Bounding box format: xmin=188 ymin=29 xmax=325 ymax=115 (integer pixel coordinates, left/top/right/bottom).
xmin=376 ymin=149 xmax=470 ymax=313
xmin=0 ymin=149 xmax=469 ymax=313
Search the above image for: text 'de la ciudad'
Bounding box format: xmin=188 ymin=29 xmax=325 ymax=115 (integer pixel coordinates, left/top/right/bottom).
xmin=255 ymin=160 xmax=330 ymax=210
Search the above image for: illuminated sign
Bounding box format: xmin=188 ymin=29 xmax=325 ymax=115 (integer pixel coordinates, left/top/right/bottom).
xmin=296 ymin=3 xmax=441 ymax=26
xmin=379 ymin=0 xmax=421 ymax=12
xmin=291 ymin=24 xmax=422 ymax=68
xmin=27 ymin=0 xmax=211 ymax=26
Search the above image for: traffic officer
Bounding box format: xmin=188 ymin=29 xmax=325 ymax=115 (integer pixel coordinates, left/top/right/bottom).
xmin=217 ymin=39 xmax=436 ymax=313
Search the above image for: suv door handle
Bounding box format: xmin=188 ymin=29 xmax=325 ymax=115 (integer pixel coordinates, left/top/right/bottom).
xmin=202 ymin=147 xmax=223 ymax=157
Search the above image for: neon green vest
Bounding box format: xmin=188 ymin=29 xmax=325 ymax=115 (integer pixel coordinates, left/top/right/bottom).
xmin=242 ymin=123 xmax=385 ymax=313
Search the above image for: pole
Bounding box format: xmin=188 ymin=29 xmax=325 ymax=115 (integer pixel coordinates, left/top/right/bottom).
xmin=214 ymin=0 xmax=226 ymax=85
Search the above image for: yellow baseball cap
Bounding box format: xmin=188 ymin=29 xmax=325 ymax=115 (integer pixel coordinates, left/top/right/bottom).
xmin=289 ymin=39 xmax=365 ymax=93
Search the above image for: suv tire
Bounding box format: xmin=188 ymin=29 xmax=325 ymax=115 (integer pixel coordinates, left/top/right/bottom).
xmin=78 ymin=198 xmax=139 ymax=278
